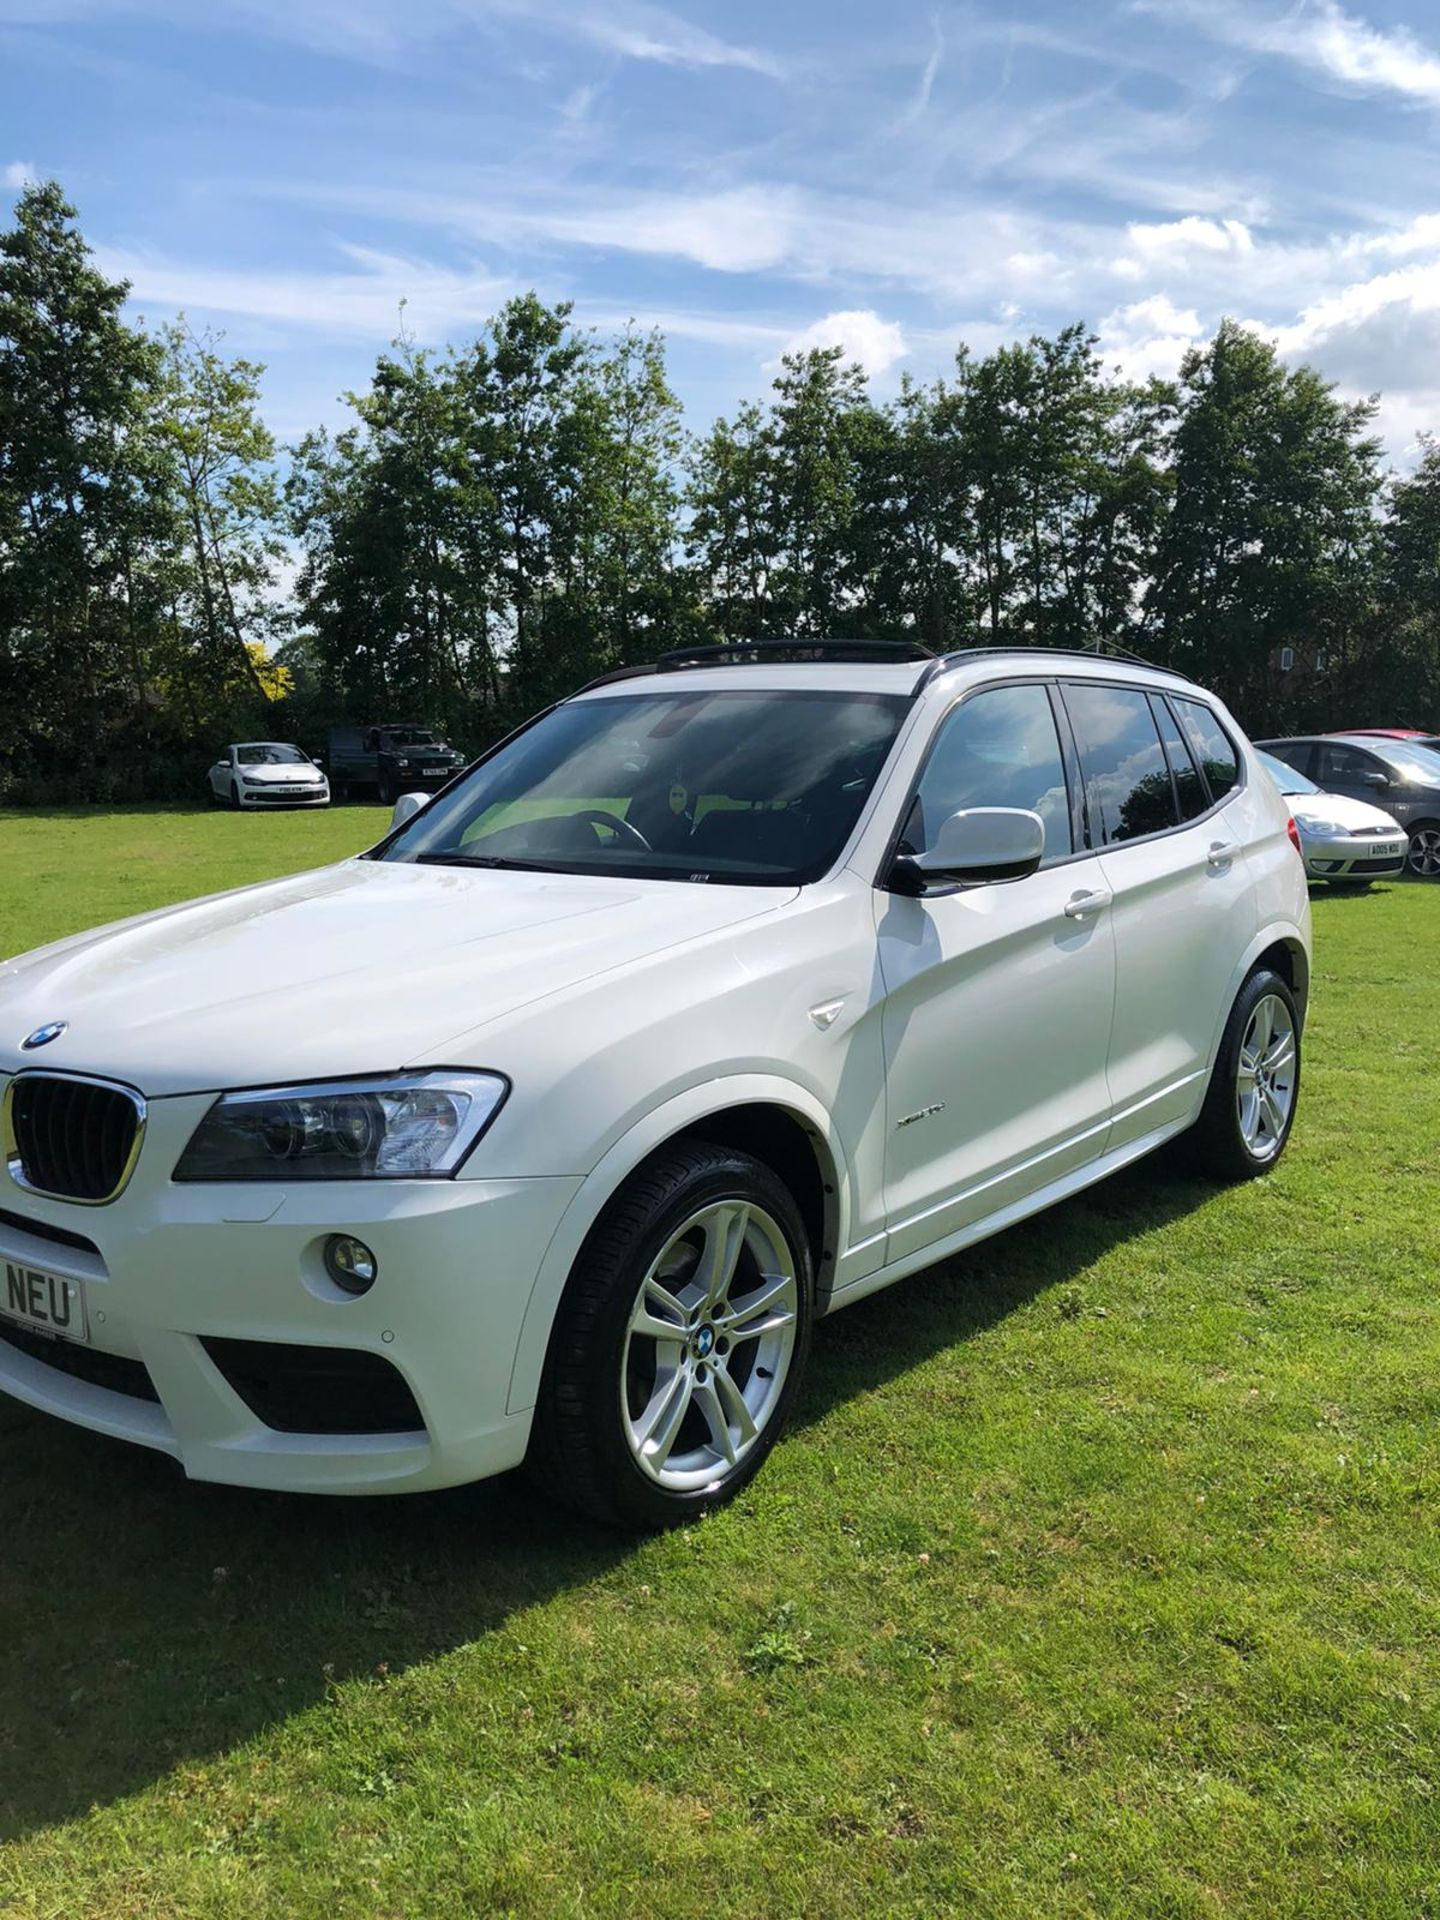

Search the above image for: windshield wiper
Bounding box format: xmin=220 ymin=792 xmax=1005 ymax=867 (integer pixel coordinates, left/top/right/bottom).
xmin=410 ymin=850 xmax=539 ymax=871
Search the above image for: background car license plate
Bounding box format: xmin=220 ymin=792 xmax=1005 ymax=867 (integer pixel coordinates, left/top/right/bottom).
xmin=2 ymin=1259 xmax=90 ymax=1344
xmin=423 ymin=766 xmax=446 ymax=777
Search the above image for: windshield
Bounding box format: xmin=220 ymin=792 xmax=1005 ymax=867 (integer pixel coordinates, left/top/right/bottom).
xmin=1258 ymin=750 xmax=1317 ymax=795
xmin=237 ymin=743 xmax=308 ymax=766
xmin=380 ymin=688 xmax=910 ymax=885
xmin=1356 ymin=739 xmax=1440 ymax=785
xmin=385 ymin=730 xmax=440 ymax=748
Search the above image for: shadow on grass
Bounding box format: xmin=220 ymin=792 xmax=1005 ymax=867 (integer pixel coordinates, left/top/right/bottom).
xmin=0 ymin=1158 xmax=1213 ymax=1841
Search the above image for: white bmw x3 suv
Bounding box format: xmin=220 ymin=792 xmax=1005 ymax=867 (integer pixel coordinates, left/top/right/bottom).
xmin=0 ymin=644 xmax=1310 ymax=1529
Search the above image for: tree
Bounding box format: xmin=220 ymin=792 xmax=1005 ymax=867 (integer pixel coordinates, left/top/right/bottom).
xmin=0 ymin=180 xmax=167 ymax=795
xmin=157 ymin=320 xmax=284 ymax=709
xmin=1148 ymin=320 xmax=1382 ymax=725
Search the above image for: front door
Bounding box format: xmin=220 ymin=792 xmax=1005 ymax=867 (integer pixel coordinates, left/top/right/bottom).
xmin=878 ymin=680 xmax=1116 ymax=1267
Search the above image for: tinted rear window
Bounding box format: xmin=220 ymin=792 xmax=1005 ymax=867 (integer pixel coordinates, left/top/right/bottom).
xmin=1064 ymin=683 xmax=1178 ymax=845
xmin=1174 ymin=699 xmax=1239 ymax=803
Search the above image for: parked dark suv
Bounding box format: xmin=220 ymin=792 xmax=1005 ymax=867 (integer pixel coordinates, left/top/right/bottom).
xmin=1257 ymin=733 xmax=1440 ymax=878
xmin=325 ymin=724 xmax=467 ymax=804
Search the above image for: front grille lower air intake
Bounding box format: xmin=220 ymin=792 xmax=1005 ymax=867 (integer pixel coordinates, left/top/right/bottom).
xmin=4 ymin=1073 xmax=146 ymax=1204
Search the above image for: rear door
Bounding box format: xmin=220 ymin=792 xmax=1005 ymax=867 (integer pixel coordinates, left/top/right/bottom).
xmin=878 ymin=679 xmax=1116 ymax=1264
xmin=1061 ymin=680 xmax=1256 ymax=1148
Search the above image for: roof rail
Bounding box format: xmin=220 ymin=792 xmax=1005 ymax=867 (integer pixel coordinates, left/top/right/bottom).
xmin=655 ymin=639 xmax=936 ymax=669
xmin=922 ymin=642 xmax=1195 ymax=686
xmin=575 ymin=636 xmax=1191 ymax=698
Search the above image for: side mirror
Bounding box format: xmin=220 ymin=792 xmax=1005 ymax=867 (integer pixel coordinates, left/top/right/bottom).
xmin=891 ymin=807 xmax=1046 ymax=893
xmin=389 ymin=791 xmax=429 ymax=832
xmin=1358 ymin=770 xmax=1390 ymax=790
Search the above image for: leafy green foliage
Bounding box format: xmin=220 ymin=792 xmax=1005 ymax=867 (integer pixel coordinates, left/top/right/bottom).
xmin=6 ymin=182 xmax=1440 ymax=805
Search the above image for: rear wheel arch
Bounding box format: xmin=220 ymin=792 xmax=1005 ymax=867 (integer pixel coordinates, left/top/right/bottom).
xmin=1253 ymin=936 xmax=1309 ymax=1025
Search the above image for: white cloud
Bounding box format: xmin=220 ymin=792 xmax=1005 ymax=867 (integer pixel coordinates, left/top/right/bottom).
xmin=563 ymin=3 xmax=785 ymax=77
xmin=99 ymin=241 xmax=512 ymax=339
xmin=1098 ymin=293 xmax=1205 ymax=381
xmin=1126 ymin=215 xmax=1254 ymax=259
xmin=1139 ymin=0 xmax=1440 ymax=106
xmin=779 ymin=309 xmax=908 ymax=376
xmin=892 ymin=12 xmax=943 ymax=131
xmin=3 ymin=160 xmax=36 ymax=189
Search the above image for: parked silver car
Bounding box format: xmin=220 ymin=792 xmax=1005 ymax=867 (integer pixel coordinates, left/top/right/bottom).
xmin=1257 ymin=734 xmax=1440 ymax=879
xmin=1257 ymin=750 xmax=1406 ymax=888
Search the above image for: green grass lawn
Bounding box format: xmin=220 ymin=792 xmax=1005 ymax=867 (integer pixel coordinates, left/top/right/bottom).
xmin=1 ymin=810 xmax=1438 ymax=1918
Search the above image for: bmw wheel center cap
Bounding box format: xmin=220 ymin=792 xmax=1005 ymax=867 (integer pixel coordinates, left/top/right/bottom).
xmin=21 ymin=1021 xmax=68 ymax=1051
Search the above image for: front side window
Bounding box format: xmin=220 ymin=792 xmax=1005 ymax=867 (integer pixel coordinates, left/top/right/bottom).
xmin=903 ymin=682 xmax=1073 ymax=862
xmin=381 ymin=688 xmax=908 ymax=886
xmin=1312 ymin=742 xmax=1380 ymax=787
xmin=1064 ymin=683 xmax=1177 ymax=844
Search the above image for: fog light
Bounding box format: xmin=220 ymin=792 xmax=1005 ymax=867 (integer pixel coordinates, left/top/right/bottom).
xmin=324 ymin=1234 xmax=378 ymax=1296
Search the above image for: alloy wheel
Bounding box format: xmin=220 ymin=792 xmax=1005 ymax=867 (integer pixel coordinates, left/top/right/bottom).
xmin=621 ymin=1200 xmax=799 ymax=1493
xmin=1235 ymin=992 xmax=1297 ymax=1161
xmin=1408 ymin=826 xmax=1440 ymax=878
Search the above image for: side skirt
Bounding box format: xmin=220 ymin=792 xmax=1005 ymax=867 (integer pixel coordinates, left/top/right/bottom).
xmin=821 ymin=1111 xmax=1193 ymax=1317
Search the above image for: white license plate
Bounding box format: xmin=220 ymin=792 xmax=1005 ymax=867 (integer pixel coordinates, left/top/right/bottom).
xmin=2 ymin=1259 xmax=90 ymax=1345
xmin=1375 ymin=843 xmax=1403 ymax=858
xmin=423 ymin=766 xmax=447 ymax=778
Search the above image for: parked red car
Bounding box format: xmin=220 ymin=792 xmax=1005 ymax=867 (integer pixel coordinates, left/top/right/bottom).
xmin=1333 ymin=727 xmax=1440 ymax=751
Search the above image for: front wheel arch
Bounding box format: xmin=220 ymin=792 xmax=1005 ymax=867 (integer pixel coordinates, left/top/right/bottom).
xmin=504 ymin=1082 xmax=850 ymax=1420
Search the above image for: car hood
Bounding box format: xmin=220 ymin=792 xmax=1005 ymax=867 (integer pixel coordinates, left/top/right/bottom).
xmin=1288 ymin=792 xmax=1402 ymax=834
xmin=0 ymin=859 xmax=789 ymax=1095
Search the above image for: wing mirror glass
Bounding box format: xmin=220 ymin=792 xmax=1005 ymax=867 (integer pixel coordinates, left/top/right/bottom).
xmin=891 ymin=807 xmax=1046 ymax=892
xmin=390 ymin=791 xmax=430 ymax=832
xmin=1358 ymin=770 xmax=1390 ymax=790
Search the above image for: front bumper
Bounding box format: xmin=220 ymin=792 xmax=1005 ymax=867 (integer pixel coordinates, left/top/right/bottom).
xmin=239 ymin=784 xmax=330 ymax=809
xmin=1301 ymin=827 xmax=1406 ymax=882
xmin=0 ymin=1096 xmax=579 ymax=1492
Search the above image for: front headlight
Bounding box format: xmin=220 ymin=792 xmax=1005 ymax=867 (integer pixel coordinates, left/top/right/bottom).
xmin=174 ymin=1071 xmax=509 ymax=1182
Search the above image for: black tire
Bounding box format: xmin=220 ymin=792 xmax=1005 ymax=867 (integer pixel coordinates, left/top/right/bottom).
xmin=531 ymin=1141 xmax=814 ymax=1531
xmin=1190 ymin=967 xmax=1300 ymax=1182
xmin=229 ymin=780 xmax=242 ymax=811
xmin=377 ymin=772 xmax=396 ymax=807
xmin=1406 ymin=822 xmax=1440 ymax=880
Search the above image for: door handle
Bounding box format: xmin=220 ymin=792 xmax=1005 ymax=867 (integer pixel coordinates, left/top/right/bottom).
xmin=1206 ymin=841 xmax=1235 ymax=871
xmin=1063 ymin=888 xmax=1112 ymax=919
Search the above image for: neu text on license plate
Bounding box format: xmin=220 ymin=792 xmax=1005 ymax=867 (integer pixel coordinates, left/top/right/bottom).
xmin=2 ymin=1259 xmax=90 ymax=1344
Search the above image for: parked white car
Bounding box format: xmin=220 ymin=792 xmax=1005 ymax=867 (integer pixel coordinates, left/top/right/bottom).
xmin=1 ymin=646 xmax=1310 ymax=1529
xmin=1256 ymin=750 xmax=1407 ymax=888
xmin=208 ymin=742 xmax=329 ymax=810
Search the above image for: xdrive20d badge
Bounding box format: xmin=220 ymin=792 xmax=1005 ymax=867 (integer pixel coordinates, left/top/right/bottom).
xmin=0 ymin=642 xmax=1310 ymax=1530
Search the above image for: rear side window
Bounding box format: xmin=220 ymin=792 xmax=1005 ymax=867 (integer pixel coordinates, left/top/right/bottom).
xmin=1152 ymin=697 xmax=1209 ymax=822
xmin=905 ymin=682 xmax=1074 ymax=863
xmin=1064 ymin=683 xmax=1178 ymax=845
xmin=1174 ymin=699 xmax=1240 ymax=803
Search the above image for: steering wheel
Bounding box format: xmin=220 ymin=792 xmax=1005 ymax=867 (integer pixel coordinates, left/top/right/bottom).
xmin=571 ymin=808 xmax=652 ymax=852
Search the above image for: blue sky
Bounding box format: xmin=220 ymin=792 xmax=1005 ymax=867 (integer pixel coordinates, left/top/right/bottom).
xmin=4 ymin=0 xmax=1440 ymax=457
